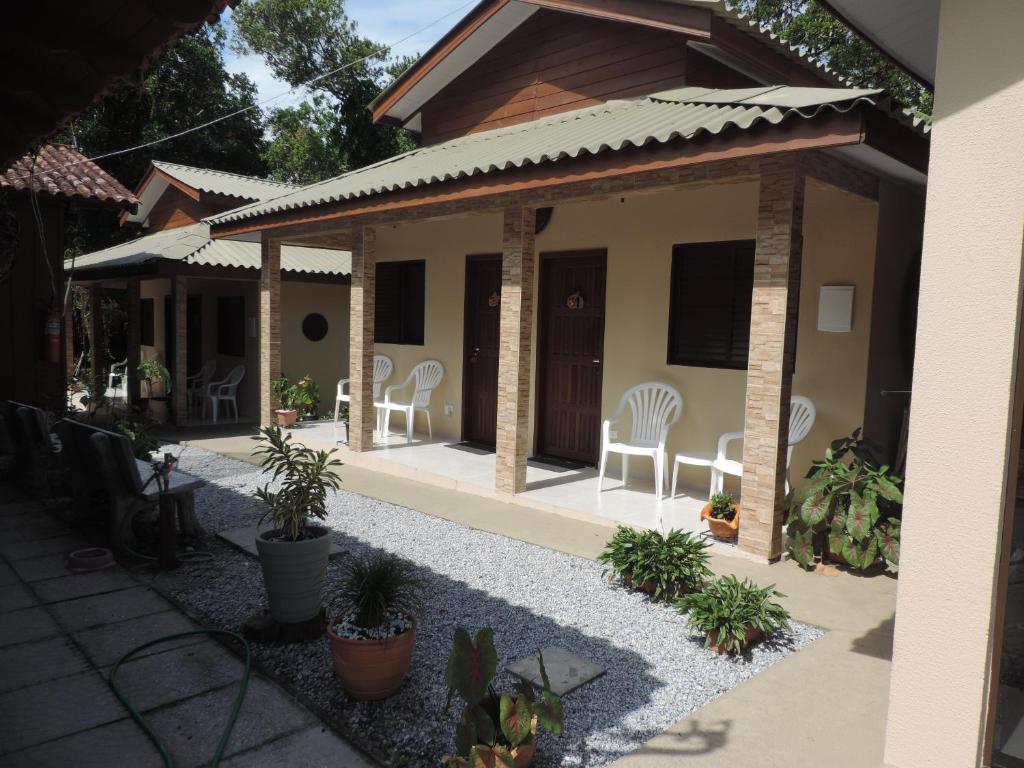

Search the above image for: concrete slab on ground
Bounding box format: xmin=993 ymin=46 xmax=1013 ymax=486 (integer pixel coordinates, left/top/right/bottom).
xmin=507 ymin=646 xmax=607 ymax=696
xmin=0 ymin=582 xmax=37 ymax=613
xmin=111 ymin=641 xmax=246 ymax=712
xmin=218 ymin=525 xmax=344 ymax=557
xmin=47 ymin=586 xmax=171 ymax=632
xmin=2 ymin=716 xmax=163 ymax=767
xmin=73 ymin=610 xmax=204 ymax=668
xmin=0 ymin=605 xmax=62 ymax=648
xmin=0 ymin=636 xmax=90 ymax=693
xmin=10 ymin=553 xmax=78 ymax=582
xmin=220 ymin=724 xmax=376 ymax=767
xmin=0 ymin=534 xmax=89 ymax=561
xmin=31 ymin=569 xmax=138 ymax=604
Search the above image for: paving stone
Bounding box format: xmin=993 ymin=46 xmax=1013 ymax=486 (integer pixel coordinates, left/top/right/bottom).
xmin=0 ymin=583 xmax=38 ymax=613
xmin=111 ymin=641 xmax=246 ymax=712
xmin=146 ymin=676 xmax=315 ymax=768
xmin=506 ymin=646 xmax=606 ymax=696
xmin=32 ymin=569 xmax=138 ymax=604
xmin=48 ymin=586 xmax=171 ymax=632
xmin=0 ymin=534 xmax=89 ymax=561
xmin=217 ymin=525 xmax=343 ymax=557
xmin=0 ymin=500 xmax=46 ymax=517
xmin=0 ymin=670 xmax=124 ymax=753
xmin=0 ymin=561 xmax=18 ymax=586
xmin=1 ymin=717 xmax=163 ymax=768
xmin=0 ymin=520 xmax=69 ymax=544
xmin=74 ymin=610 xmax=203 ymax=668
xmin=10 ymin=553 xmax=74 ymax=582
xmin=220 ymin=724 xmax=376 ymax=768
xmin=0 ymin=636 xmax=89 ymax=693
xmin=0 ymin=606 xmax=61 ymax=648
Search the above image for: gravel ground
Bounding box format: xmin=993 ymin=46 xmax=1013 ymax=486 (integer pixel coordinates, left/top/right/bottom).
xmin=155 ymin=444 xmax=823 ymax=768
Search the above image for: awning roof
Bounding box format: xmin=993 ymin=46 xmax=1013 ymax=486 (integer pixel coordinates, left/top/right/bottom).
xmin=210 ymin=85 xmax=925 ymax=229
xmin=67 ymin=223 xmax=351 ymax=277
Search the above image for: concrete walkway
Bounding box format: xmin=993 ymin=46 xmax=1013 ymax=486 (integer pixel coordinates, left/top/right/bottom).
xmin=0 ymin=483 xmax=373 ymax=768
xmin=179 ymin=427 xmax=897 ymax=768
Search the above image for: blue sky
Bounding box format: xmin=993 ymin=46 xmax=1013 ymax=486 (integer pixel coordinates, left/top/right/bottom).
xmin=221 ymin=0 xmax=474 ymax=110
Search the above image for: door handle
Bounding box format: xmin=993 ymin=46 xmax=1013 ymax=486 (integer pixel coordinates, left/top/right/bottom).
xmin=592 ymin=358 xmax=601 ymax=365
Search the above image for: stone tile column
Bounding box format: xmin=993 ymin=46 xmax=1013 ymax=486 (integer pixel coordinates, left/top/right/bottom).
xmin=88 ymin=283 xmax=104 ymax=405
xmin=738 ymin=156 xmax=806 ymax=561
xmin=348 ymin=225 xmax=376 ymax=452
xmin=495 ymin=206 xmax=537 ymax=495
xmin=171 ymin=275 xmax=188 ymax=424
xmin=126 ymin=278 xmax=141 ymax=406
xmin=260 ymin=238 xmax=282 ymax=428
xmin=64 ymin=301 xmax=75 ymax=382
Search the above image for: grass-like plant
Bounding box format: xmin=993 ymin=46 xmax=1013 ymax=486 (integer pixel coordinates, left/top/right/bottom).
xmin=252 ymin=425 xmax=342 ymax=541
xmin=708 ymin=492 xmax=737 ymax=521
xmin=332 ymin=552 xmax=420 ymax=629
xmin=677 ymin=575 xmax=790 ymax=655
xmin=597 ymin=526 xmax=712 ymax=602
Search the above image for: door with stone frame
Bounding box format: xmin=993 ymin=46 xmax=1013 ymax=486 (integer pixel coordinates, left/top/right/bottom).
xmin=535 ymin=249 xmax=607 ymax=465
xmin=462 ymin=254 xmax=501 ymax=446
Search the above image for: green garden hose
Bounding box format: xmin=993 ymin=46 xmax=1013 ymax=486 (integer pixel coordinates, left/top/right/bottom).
xmin=108 ymin=629 xmax=252 ymax=768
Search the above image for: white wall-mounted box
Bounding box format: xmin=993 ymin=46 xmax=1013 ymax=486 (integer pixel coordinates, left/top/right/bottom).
xmin=817 ymin=285 xmax=855 ymax=332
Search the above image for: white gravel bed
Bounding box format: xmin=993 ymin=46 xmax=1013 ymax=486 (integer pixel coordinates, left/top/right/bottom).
xmin=157 ymin=444 xmax=823 ymax=767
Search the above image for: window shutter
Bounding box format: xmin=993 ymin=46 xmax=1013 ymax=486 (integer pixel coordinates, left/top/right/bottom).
xmin=374 ymin=262 xmax=402 ymax=344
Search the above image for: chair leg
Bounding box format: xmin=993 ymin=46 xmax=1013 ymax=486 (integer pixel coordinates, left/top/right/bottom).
xmin=425 ymin=410 xmax=432 ymax=439
xmin=406 ymin=408 xmax=413 ymax=444
xmin=671 ymin=460 xmax=679 ymax=500
xmin=212 ymin=399 xmax=218 ymax=424
xmin=653 ymin=453 xmax=662 ymax=499
xmin=384 ymin=410 xmax=391 ymax=439
xmin=622 ymin=454 xmax=629 ymax=487
xmin=598 ymin=449 xmax=608 ymax=493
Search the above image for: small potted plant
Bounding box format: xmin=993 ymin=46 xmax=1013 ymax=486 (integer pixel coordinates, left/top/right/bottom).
xmin=294 ymin=375 xmax=320 ymax=421
xmin=677 ymin=574 xmax=790 ymax=655
xmin=597 ymin=526 xmax=712 ymax=602
xmin=326 ymin=552 xmax=420 ymax=700
xmin=137 ymin=359 xmax=171 ymax=423
xmin=252 ymin=426 xmax=342 ymax=624
xmin=442 ymin=628 xmax=564 ymax=768
xmin=271 ymin=376 xmax=299 ymax=427
xmin=701 ymin=492 xmax=740 ymax=540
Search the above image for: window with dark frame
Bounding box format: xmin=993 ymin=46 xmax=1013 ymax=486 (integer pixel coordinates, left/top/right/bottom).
xmin=667 ymin=240 xmax=756 ymax=370
xmin=216 ymin=296 xmax=246 ymax=357
xmin=374 ymin=260 xmax=425 ymax=345
xmin=140 ymin=298 xmax=154 ymax=346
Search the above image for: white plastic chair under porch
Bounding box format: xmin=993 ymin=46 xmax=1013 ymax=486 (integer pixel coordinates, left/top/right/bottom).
xmin=186 ymin=360 xmax=216 ymax=415
xmin=334 ymin=354 xmax=393 ymax=439
xmin=377 ymin=360 xmax=444 ymax=444
xmin=598 ymin=382 xmax=683 ymax=499
xmin=204 ymin=364 xmax=245 ymax=423
xmin=105 ymin=359 xmax=128 ymax=404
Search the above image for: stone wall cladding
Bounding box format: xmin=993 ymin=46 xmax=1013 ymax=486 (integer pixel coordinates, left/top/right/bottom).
xmin=88 ymin=284 xmax=104 ymax=405
xmin=495 ymin=206 xmax=537 ymax=495
xmin=348 ymin=226 xmax=376 ymax=452
xmin=126 ymin=277 xmax=141 ymax=405
xmin=259 ymin=239 xmax=282 ymax=427
xmin=172 ymin=275 xmax=189 ymax=424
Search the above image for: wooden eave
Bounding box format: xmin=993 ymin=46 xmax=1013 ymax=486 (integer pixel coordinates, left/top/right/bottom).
xmin=67 ymin=258 xmax=350 ymax=285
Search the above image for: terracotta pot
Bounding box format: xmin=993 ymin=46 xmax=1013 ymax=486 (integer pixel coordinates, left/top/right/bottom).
xmin=708 ymin=626 xmax=762 ymax=655
xmin=327 ymin=620 xmax=416 ymax=700
xmin=701 ymin=503 xmax=741 ymax=540
xmin=275 ymin=409 xmax=298 ymax=427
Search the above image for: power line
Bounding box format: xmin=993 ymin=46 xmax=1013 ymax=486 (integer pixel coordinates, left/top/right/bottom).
xmin=10 ymin=0 xmax=476 ymax=184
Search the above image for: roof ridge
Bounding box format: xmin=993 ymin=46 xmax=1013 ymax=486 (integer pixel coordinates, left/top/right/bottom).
xmin=152 ymin=160 xmax=296 ymax=189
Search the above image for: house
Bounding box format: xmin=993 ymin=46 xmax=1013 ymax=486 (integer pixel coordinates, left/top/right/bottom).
xmin=816 ymin=2 xmax=1024 ymax=767
xmin=0 ymin=144 xmax=138 ymax=410
xmin=206 ymin=0 xmax=928 ymax=562
xmin=66 ymin=161 xmax=352 ymax=424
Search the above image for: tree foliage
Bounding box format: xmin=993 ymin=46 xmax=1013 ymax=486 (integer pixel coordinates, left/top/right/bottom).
xmin=727 ymin=0 xmax=933 ymax=117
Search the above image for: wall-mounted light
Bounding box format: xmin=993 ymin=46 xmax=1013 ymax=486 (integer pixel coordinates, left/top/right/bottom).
xmin=817 ymin=285 xmax=855 ymax=332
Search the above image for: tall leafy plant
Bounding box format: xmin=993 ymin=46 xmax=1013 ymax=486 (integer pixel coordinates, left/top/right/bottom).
xmin=787 ymin=429 xmax=903 ymax=570
xmin=597 ymin=526 xmax=712 ymax=601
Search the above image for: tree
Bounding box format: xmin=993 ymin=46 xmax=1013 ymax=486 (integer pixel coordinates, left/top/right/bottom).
xmin=232 ymin=0 xmax=416 ymax=178
xmin=263 ymin=101 xmax=346 ymax=185
xmin=727 ymin=0 xmax=932 ymax=117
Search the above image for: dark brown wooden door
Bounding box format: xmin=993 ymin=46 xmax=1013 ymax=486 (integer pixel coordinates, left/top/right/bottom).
xmin=186 ymin=295 xmax=202 ymax=376
xmin=537 ymin=250 xmax=607 ymax=464
xmin=462 ymin=255 xmax=502 ymax=446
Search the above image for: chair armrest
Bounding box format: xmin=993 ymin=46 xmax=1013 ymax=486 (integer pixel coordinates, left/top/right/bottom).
xmin=337 ymin=379 xmax=350 ymax=399
xmin=383 ymin=373 xmax=414 ymax=405
xmin=716 ymin=431 xmax=744 ymax=462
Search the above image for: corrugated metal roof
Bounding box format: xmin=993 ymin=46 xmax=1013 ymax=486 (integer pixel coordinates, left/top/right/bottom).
xmin=67 ymin=223 xmax=351 ymax=276
xmin=153 ymin=161 xmax=297 ymax=202
xmin=211 ymin=85 xmax=913 ymax=227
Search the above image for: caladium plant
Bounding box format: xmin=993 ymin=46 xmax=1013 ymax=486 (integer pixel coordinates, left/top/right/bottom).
xmin=786 ymin=429 xmax=903 ymax=571
xmin=441 ymin=627 xmax=564 ymax=767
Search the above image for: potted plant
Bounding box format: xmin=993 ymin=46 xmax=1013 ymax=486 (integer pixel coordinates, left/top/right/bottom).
xmin=251 ymin=426 xmax=342 ymax=624
xmin=786 ymin=428 xmax=903 ymax=572
xmin=597 ymin=526 xmax=712 ymax=602
xmin=326 ymin=552 xmax=420 ymax=700
xmin=271 ymin=376 xmax=299 ymax=427
xmin=137 ymin=359 xmax=171 ymax=423
xmin=442 ymin=628 xmax=564 ymax=768
xmin=701 ymin=492 xmax=740 ymax=540
xmin=677 ymin=575 xmax=791 ymax=655
xmin=294 ymin=375 xmax=320 ymax=421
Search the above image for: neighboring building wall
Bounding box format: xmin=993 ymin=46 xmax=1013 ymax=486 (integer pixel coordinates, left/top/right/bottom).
xmin=280 ymin=280 xmax=351 ymax=416
xmin=884 ymin=1 xmax=1024 ymax=766
xmin=140 ymin=278 xmax=171 ymax=368
xmin=145 ymin=186 xmax=213 ymax=232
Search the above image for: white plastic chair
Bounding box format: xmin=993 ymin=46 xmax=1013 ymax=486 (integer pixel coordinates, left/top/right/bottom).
xmin=105 ymin=359 xmax=127 ymax=403
xmin=376 ymin=360 xmax=444 ymax=444
xmin=334 ymin=355 xmax=393 ymax=437
xmin=598 ymin=383 xmax=683 ymax=499
xmin=204 ymin=365 xmax=245 ymax=423
xmin=186 ymin=360 xmax=217 ymax=415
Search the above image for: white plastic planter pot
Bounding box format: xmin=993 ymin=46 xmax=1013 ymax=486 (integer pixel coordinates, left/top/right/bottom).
xmin=255 ymin=526 xmax=330 ymax=623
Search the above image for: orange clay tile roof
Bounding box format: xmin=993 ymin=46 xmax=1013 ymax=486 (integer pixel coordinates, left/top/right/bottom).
xmin=1 ymin=144 xmax=137 ymax=209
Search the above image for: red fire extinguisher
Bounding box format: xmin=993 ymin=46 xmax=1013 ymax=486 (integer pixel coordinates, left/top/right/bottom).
xmin=43 ymin=307 xmax=61 ymax=364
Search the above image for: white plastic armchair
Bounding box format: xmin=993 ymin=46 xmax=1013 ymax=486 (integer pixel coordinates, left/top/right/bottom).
xmin=377 ymin=360 xmax=444 ymax=444
xmin=204 ymin=365 xmax=245 ymax=423
xmin=598 ymin=382 xmax=683 ymax=499
xmin=186 ymin=360 xmax=217 ymax=414
xmin=105 ymin=359 xmax=128 ymax=403
xmin=334 ymin=355 xmax=393 ymax=437
xmin=710 ymin=395 xmax=816 ymax=496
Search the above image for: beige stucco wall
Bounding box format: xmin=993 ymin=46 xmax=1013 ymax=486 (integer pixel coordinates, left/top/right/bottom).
xmin=139 ymin=277 xmax=170 ymax=367
xmin=884 ymin=1 xmax=1024 ymax=766
xmin=372 ymin=176 xmax=881 ymax=496
xmin=280 ymin=281 xmax=351 ymax=416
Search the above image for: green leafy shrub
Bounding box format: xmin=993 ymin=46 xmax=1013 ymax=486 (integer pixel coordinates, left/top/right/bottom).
xmin=787 ymin=429 xmax=903 ymax=571
xmin=136 ymin=359 xmax=171 ymax=395
xmin=677 ymin=575 xmax=790 ymax=654
xmin=708 ymin=492 xmax=737 ymax=521
xmin=597 ymin=526 xmax=712 ymax=602
xmin=442 ymin=627 xmax=564 ymax=767
xmin=331 ymin=552 xmax=420 ymax=630
xmin=271 ymin=374 xmax=321 ymax=420
xmin=251 ymin=426 xmax=342 ymax=541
